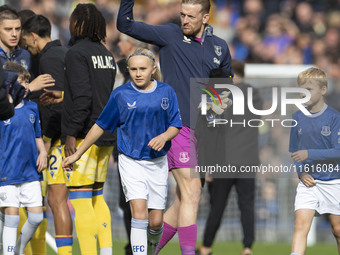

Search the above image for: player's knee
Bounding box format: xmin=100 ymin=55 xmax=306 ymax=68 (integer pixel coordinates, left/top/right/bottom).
xmin=182 ymin=184 xmax=201 ymax=205
xmin=4 ymin=214 xmax=20 ymax=228
xmin=27 ymin=211 xmax=43 ymax=226
xmin=132 ymin=211 xmax=148 ymax=220
xmin=48 ymin=189 xmax=68 ymax=209
xmin=294 ymin=218 xmax=309 ymax=233
xmin=331 ymin=224 xmax=340 ymax=239
xmin=148 ymin=218 xmax=163 ymax=231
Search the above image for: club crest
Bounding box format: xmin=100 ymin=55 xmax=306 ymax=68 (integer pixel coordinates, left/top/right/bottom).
xmin=161 ymin=98 xmax=169 ymax=110
xmin=29 ymin=114 xmax=35 ymax=123
xmin=179 ymin=152 xmax=189 ymax=163
xmin=214 ymin=45 xmax=222 ymax=56
xmin=321 ymin=126 xmax=331 ymax=136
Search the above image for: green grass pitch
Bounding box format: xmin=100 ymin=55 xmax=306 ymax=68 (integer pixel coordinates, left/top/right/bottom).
xmin=47 ymin=240 xmax=338 ymax=254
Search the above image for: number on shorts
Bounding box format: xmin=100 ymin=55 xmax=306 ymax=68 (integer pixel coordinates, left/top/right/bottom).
xmin=49 ymin=155 xmax=58 ymax=170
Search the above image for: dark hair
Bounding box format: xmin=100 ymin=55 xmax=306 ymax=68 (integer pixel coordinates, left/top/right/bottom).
xmin=18 ymin=9 xmax=35 ymax=25
xmin=70 ymin=3 xmax=106 ymax=42
xmin=22 ymin=14 xmax=51 ymax=38
xmin=0 ymin=5 xmax=19 ymax=24
xmin=231 ymin=60 xmax=245 ymax=78
xmin=182 ymin=0 xmax=210 ymax=14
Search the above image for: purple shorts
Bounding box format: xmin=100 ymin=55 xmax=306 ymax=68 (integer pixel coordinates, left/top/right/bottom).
xmin=167 ymin=126 xmax=198 ymax=170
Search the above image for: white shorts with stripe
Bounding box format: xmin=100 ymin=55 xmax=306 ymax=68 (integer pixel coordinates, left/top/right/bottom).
xmin=295 ymin=179 xmax=340 ymax=215
xmin=118 ymin=154 xmax=168 ymax=210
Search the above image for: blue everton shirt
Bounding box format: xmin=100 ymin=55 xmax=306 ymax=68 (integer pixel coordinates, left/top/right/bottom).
xmin=289 ymin=104 xmax=340 ymax=180
xmin=0 ymin=100 xmax=43 ymax=186
xmin=96 ymin=80 xmax=182 ymax=159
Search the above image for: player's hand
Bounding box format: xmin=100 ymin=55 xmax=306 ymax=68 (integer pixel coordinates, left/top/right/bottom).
xmin=64 ymin=135 xmax=76 ymax=157
xmin=300 ymin=172 xmax=316 ymax=187
xmin=62 ymin=153 xmax=80 ymax=171
xmin=40 ymin=89 xmax=63 ymax=106
xmin=36 ymin=151 xmax=48 ymax=172
xmin=148 ymin=134 xmax=166 ymax=151
xmin=29 ymin=74 xmax=55 ymax=92
xmin=291 ymin=150 xmax=308 ymax=162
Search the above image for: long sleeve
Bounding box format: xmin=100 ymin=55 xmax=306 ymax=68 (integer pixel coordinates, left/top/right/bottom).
xmin=39 ymin=51 xmax=64 ymax=139
xmin=308 ymin=114 xmax=340 ymax=161
xmin=63 ymin=49 xmax=92 ymax=137
xmin=117 ymin=0 xmax=175 ymax=46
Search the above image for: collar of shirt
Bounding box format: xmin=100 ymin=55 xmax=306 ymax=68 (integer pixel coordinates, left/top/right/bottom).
xmin=201 ymin=24 xmax=213 ymax=45
xmin=40 ymin=40 xmax=62 ymax=56
xmin=0 ymin=46 xmax=21 ymax=60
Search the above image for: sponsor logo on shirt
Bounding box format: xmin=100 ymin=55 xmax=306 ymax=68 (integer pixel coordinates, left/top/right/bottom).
xmin=3 ymin=119 xmax=11 ymax=126
xmin=29 ymin=114 xmax=35 ymax=124
xmin=321 ymin=126 xmax=331 ymax=136
xmin=213 ymin=57 xmax=220 ymax=65
xmin=179 ymin=151 xmax=189 ymax=163
xmin=161 ymin=98 xmax=169 ymax=110
xmin=214 ymin=45 xmax=222 ymax=56
xmin=127 ymin=101 xmax=136 ymax=109
xmin=183 ymin=36 xmax=191 ymax=44
xmin=298 ymin=128 xmax=302 ymax=136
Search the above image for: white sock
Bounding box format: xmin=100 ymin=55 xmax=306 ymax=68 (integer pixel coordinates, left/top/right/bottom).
xmin=15 ymin=211 xmax=43 ymax=255
xmin=100 ymin=247 xmax=112 ymax=255
xmin=0 ymin=212 xmax=5 ymax=254
xmin=131 ymin=218 xmax=148 ymax=255
xmin=147 ymin=226 xmax=163 ymax=255
xmin=3 ymin=215 xmax=19 ymax=255
xmin=291 ymin=253 xmax=302 ymax=255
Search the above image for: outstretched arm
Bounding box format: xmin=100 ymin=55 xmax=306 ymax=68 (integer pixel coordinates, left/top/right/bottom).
xmin=117 ymin=0 xmax=172 ymax=46
xmin=28 ymin=74 xmax=55 ymax=93
xmin=62 ymin=124 xmax=104 ymax=170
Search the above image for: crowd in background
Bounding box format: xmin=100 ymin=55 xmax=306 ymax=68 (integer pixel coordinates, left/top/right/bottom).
xmin=6 ymin=0 xmax=340 ymax=79
xmin=5 ymin=0 xmax=340 ymax=244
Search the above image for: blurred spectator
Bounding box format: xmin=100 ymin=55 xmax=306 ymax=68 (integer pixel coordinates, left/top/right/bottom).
xmin=5 ymin=0 xmax=340 ymax=80
xmin=294 ymin=2 xmax=314 ymax=33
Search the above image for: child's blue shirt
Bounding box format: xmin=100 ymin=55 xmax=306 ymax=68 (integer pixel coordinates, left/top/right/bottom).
xmin=0 ymin=100 xmax=43 ymax=186
xmin=289 ymin=104 xmax=340 ymax=180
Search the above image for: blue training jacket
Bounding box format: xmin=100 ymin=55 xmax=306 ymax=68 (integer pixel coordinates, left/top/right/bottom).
xmin=117 ymin=0 xmax=233 ymax=128
xmin=0 ymin=46 xmax=31 ymax=72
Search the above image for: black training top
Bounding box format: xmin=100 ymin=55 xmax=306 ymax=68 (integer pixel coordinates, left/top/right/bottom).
xmin=38 ymin=40 xmax=68 ymax=144
xmin=62 ymin=38 xmax=116 ymax=146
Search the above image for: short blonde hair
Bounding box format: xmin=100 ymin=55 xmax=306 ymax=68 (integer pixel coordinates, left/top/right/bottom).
xmin=297 ymin=67 xmax=327 ymax=88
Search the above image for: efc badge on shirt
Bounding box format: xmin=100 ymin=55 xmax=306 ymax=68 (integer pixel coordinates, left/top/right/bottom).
xmin=321 ymin=126 xmax=331 ymax=136
xmin=161 ymin=98 xmax=169 ymax=110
